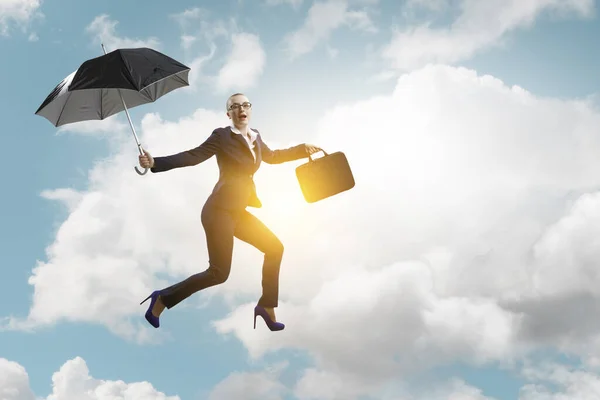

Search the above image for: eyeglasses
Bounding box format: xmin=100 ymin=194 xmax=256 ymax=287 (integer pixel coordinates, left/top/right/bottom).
xmin=228 ymin=102 xmax=252 ymax=111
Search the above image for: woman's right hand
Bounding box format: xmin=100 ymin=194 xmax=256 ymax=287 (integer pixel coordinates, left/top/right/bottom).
xmin=139 ymin=148 xmax=154 ymax=169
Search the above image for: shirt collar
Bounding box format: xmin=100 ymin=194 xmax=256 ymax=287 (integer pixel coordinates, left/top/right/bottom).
xmin=230 ymin=125 xmax=257 ymax=142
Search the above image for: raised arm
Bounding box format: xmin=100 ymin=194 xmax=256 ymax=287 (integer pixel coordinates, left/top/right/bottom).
xmin=151 ymin=129 xmax=221 ymax=173
xmin=259 ymin=139 xmax=308 ymax=164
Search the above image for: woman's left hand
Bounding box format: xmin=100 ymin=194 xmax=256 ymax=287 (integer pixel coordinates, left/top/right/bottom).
xmin=305 ymin=144 xmax=322 ymax=155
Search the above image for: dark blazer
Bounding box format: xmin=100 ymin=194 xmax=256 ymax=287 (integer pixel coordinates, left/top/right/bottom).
xmin=150 ymin=126 xmax=308 ymax=210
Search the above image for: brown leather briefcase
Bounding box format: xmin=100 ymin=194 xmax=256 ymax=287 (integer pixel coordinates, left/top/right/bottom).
xmin=295 ymin=150 xmax=355 ymax=203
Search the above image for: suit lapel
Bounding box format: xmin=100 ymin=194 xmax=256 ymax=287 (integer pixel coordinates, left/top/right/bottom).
xmin=230 ymin=128 xmax=257 ymax=164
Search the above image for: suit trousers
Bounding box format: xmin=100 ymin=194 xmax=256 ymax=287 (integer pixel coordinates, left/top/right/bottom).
xmin=159 ymin=200 xmax=284 ymax=309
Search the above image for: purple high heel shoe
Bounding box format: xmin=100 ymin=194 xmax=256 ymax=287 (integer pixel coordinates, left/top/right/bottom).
xmin=140 ymin=290 xmax=162 ymax=328
xmin=254 ymin=305 xmax=285 ymax=331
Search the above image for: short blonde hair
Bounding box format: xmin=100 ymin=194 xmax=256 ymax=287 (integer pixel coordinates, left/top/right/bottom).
xmin=226 ymin=93 xmax=246 ymax=110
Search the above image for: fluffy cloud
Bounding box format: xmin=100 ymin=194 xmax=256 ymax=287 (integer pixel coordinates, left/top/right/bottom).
xmin=86 ymin=14 xmax=161 ymax=51
xmin=5 ymin=355 xmax=600 ymax=400
xmin=384 ymin=0 xmax=595 ymax=71
xmin=0 ymin=357 xmax=178 ymax=400
xmin=56 ymin=115 xmax=128 ymax=139
xmin=170 ymin=7 xmax=208 ymax=30
xmin=170 ymin=7 xmax=228 ymax=45
xmin=0 ymin=358 xmax=35 ymax=400
xmin=3 ymin=109 xmax=234 ymax=342
xmin=169 ymin=8 xmax=265 ymax=92
xmin=0 ymin=0 xmax=41 ymax=36
xmin=6 ymin=61 xmax=600 ymax=397
xmin=215 ymin=32 xmax=266 ymax=93
xmin=519 ymin=362 xmax=600 ymax=400
xmin=284 ymin=0 xmax=377 ymax=59
xmin=207 ymin=363 xmax=288 ymax=400
xmin=212 ymin=65 xmax=600 ymax=392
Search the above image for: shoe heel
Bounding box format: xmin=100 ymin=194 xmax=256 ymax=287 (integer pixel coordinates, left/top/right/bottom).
xmin=141 ymin=290 xmax=161 ymax=329
xmin=253 ymin=305 xmax=285 ymax=331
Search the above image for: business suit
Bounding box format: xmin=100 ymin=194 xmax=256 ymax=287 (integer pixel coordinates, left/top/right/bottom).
xmin=150 ymin=126 xmax=308 ymax=309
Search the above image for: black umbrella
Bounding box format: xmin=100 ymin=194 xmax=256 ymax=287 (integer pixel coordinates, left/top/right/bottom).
xmin=35 ymin=44 xmax=191 ymax=175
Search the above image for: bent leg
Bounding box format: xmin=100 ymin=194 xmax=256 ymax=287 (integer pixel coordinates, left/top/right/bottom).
xmin=234 ymin=211 xmax=284 ymax=308
xmin=159 ymin=205 xmax=236 ymax=309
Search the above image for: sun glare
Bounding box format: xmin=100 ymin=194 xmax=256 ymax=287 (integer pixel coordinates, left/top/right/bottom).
xmin=254 ymin=165 xmax=312 ymax=223
xmin=265 ymin=183 xmax=307 ymax=216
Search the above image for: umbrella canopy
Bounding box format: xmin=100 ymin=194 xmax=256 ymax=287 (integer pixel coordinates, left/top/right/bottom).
xmin=35 ymin=47 xmax=190 ymax=127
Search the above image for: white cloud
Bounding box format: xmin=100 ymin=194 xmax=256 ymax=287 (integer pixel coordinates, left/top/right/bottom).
xmin=0 ymin=358 xmax=35 ymax=400
xmin=384 ymin=0 xmax=595 ymax=71
xmin=56 ymin=115 xmax=129 ymax=139
xmin=293 ymin=368 xmax=375 ymax=399
xmin=284 ymin=0 xmax=377 ymax=59
xmin=170 ymin=7 xmax=229 ymax=52
xmin=264 ymin=0 xmax=304 ymax=8
xmin=404 ymin=0 xmax=448 ymax=12
xmin=213 ymin=261 xmax=519 ymax=390
xmin=185 ymin=43 xmax=217 ymax=91
xmin=326 ymin=45 xmax=339 ymax=58
xmin=180 ymin=34 xmax=196 ymax=50
xmin=208 ymin=363 xmax=288 ymax=400
xmin=401 ymin=378 xmax=498 ymax=400
xmin=7 ymin=61 xmax=600 ymax=396
xmin=170 ymin=7 xmax=207 ymax=29
xmin=6 ymin=355 xmax=600 ymax=400
xmin=169 ymin=8 xmax=265 ymax=93
xmin=3 ymin=109 xmax=235 ymax=343
xmin=0 ymin=357 xmax=178 ymax=400
xmin=520 ymin=362 xmax=600 ymax=400
xmin=40 ymin=188 xmax=85 ymax=213
xmin=0 ymin=0 xmax=41 ymax=36
xmin=209 ymin=364 xmax=600 ymax=399
xmin=171 ymin=7 xmax=225 ymax=50
xmin=0 ymin=355 xmax=496 ymax=400
xmin=345 ymin=9 xmax=378 ymax=33
xmin=215 ymin=32 xmax=266 ymax=93
xmin=86 ymin=14 xmax=161 ymax=52
xmin=208 ymin=65 xmax=600 ymax=393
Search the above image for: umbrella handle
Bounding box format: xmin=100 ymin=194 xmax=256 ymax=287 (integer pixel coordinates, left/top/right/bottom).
xmin=101 ymin=44 xmax=150 ymax=178
xmin=135 ymin=166 xmax=149 ymax=175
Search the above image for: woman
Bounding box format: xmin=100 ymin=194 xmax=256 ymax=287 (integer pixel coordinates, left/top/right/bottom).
xmin=139 ymin=93 xmax=321 ymax=331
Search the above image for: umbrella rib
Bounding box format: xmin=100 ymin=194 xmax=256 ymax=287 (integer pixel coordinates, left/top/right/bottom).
xmin=170 ymin=73 xmax=188 ymax=87
xmin=137 ymin=88 xmax=154 ymax=102
xmin=55 ymin=90 xmax=74 ymax=127
xmin=118 ymin=51 xmax=140 ymax=91
xmin=138 ymin=69 xmax=191 ymax=99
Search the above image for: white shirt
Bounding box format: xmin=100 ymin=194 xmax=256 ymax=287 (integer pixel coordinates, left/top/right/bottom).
xmin=230 ymin=125 xmax=257 ymax=161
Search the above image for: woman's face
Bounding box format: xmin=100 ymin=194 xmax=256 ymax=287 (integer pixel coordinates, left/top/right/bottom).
xmin=227 ymin=95 xmax=252 ymax=127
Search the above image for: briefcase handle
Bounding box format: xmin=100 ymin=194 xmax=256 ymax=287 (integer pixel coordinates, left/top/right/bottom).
xmin=308 ymin=149 xmax=328 ymax=162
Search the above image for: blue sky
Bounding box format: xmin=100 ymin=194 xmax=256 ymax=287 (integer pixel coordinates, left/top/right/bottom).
xmin=3 ymin=0 xmax=600 ymax=399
